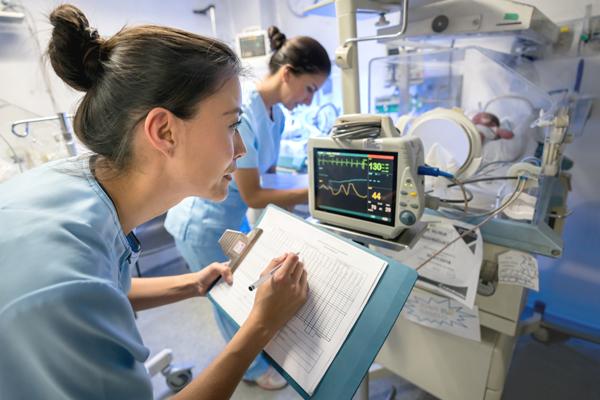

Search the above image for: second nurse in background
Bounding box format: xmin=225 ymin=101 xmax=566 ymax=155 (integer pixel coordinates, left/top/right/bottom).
xmin=164 ymin=26 xmax=331 ymax=389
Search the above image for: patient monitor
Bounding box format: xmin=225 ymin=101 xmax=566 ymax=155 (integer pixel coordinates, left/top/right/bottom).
xmin=308 ymin=115 xmax=425 ymax=239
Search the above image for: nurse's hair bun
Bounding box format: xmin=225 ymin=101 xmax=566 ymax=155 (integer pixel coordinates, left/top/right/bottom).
xmin=48 ymin=4 xmax=105 ymax=92
xmin=267 ymin=26 xmax=287 ymax=52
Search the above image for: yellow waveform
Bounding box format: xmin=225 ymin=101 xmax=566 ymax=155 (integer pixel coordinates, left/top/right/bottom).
xmin=319 ymin=183 xmax=368 ymax=199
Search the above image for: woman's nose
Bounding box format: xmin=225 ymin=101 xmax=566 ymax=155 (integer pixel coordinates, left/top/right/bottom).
xmin=233 ymin=130 xmax=246 ymax=159
xmin=303 ymin=93 xmax=314 ymax=106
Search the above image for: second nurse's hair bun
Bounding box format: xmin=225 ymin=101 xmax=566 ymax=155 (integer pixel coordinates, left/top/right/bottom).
xmin=267 ymin=26 xmax=286 ymax=52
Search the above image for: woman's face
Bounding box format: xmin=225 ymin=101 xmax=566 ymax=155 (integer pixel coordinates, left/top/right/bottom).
xmin=175 ymin=77 xmax=246 ymax=201
xmin=281 ymin=69 xmax=328 ymax=111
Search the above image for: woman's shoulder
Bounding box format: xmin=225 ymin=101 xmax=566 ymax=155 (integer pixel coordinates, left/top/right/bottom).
xmin=242 ymin=89 xmax=262 ymax=116
xmin=0 ymin=157 xmax=128 ymax=303
xmin=1 ymin=157 xmax=91 ymax=207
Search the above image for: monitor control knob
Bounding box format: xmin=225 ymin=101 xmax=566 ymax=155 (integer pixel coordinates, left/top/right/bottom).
xmin=432 ymin=15 xmax=449 ymax=33
xmin=400 ymin=210 xmax=416 ymax=226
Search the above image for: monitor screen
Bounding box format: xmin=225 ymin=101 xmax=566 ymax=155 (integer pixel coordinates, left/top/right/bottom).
xmin=314 ymin=148 xmax=397 ymax=226
xmin=239 ymin=35 xmax=267 ymax=58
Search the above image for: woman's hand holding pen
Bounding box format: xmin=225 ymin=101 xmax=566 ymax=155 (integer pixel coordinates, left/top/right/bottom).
xmin=247 ymin=252 xmax=309 ymax=336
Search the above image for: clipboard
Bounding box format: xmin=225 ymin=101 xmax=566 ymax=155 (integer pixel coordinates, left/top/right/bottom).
xmin=208 ymin=205 xmax=417 ymax=399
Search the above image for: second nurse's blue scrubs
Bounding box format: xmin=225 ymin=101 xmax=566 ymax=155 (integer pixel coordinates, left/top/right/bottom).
xmin=164 ymin=88 xmax=285 ymax=380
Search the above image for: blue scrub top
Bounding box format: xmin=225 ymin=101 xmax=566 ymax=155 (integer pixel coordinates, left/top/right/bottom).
xmin=0 ymin=157 xmax=152 ymax=398
xmin=165 ymin=88 xmax=286 ymax=245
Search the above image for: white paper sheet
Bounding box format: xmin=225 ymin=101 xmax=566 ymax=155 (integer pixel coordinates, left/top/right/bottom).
xmin=401 ymin=287 xmax=481 ymax=342
xmin=210 ymin=207 xmax=387 ymax=395
xmin=398 ymin=216 xmax=483 ymax=309
xmin=498 ymin=250 xmax=539 ymax=291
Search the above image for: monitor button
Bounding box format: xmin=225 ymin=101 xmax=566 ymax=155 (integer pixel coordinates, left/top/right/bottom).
xmin=400 ymin=210 xmax=416 ymax=226
xmin=400 ymin=202 xmax=408 ymax=207
xmin=410 ymin=203 xmax=419 ymax=209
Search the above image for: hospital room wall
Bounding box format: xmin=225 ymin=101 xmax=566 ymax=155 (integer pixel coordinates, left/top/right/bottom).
xmin=0 ymin=0 xmax=236 ymax=157
xmin=0 ymin=0 xmax=377 ymax=155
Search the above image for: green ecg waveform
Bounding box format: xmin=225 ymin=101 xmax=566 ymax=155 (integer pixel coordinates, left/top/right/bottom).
xmin=317 ymin=156 xmax=390 ymax=173
xmin=318 ymin=156 xmax=370 ymax=170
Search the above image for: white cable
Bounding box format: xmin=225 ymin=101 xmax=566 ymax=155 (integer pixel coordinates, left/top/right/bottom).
xmin=415 ymin=178 xmax=527 ymax=272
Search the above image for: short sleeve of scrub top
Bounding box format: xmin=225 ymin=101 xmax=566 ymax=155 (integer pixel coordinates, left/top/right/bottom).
xmin=235 ymin=89 xmax=286 ymax=174
xmin=0 ymin=157 xmax=152 ymax=399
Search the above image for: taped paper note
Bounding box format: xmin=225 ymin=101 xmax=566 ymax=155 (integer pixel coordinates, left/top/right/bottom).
xmin=401 ymin=288 xmax=481 ymax=342
xmin=399 ymin=215 xmax=483 ymax=309
xmin=498 ymin=250 xmax=539 ymax=291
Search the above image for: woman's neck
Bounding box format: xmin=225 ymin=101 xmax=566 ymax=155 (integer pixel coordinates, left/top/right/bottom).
xmin=93 ymin=158 xmax=183 ymax=234
xmin=256 ymin=75 xmax=281 ymax=115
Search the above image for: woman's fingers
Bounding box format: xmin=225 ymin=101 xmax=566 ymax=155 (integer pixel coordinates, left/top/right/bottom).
xmin=261 ymin=253 xmax=287 ymax=276
xmin=211 ymin=262 xmax=233 ymax=285
xmin=290 ymin=259 xmax=304 ymax=282
xmin=300 ymin=269 xmax=308 ymax=294
xmin=282 ymin=253 xmax=300 ymax=279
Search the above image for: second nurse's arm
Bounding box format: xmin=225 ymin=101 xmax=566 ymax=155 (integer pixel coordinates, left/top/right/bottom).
xmin=234 ymin=167 xmax=307 ymax=209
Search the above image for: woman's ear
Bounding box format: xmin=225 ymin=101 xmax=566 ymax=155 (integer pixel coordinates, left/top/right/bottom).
xmin=281 ymin=64 xmax=294 ymax=84
xmin=143 ymin=107 xmax=179 ymax=157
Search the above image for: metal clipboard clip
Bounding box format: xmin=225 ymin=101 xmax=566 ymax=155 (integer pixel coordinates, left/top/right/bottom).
xmin=218 ymin=228 xmax=263 ymax=274
xmin=206 ymin=228 xmax=263 ymax=292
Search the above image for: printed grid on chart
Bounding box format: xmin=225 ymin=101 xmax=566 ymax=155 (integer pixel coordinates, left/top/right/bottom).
xmin=263 ymin=228 xmax=367 ymax=372
xmin=264 ymin=229 xmax=366 ymax=342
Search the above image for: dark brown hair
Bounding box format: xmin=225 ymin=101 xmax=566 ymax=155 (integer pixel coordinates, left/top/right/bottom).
xmin=48 ymin=4 xmax=242 ymax=171
xmin=267 ymin=26 xmax=331 ymax=77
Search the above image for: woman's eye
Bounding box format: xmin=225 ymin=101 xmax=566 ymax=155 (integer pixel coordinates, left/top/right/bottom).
xmin=229 ymin=120 xmax=242 ymax=130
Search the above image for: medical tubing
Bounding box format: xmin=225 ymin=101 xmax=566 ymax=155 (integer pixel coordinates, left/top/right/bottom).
xmin=448 ymin=177 xmax=469 ymax=214
xmin=448 ymin=176 xmax=520 ymax=187
xmin=436 ymin=186 xmax=473 ymax=204
xmin=417 ymin=166 xmax=469 ymax=213
xmin=415 ymin=178 xmax=527 ymax=272
xmin=417 ymin=165 xmax=454 ymax=179
xmin=436 ymin=176 xmax=526 ymax=218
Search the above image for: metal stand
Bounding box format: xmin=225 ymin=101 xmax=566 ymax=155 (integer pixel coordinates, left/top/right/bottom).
xmin=310 ymin=219 xmax=427 ymax=400
xmin=352 ymin=375 xmax=369 ymax=400
xmin=308 ymin=217 xmax=428 ymax=252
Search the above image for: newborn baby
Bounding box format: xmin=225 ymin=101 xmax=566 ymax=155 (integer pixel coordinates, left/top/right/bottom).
xmin=472 ymin=112 xmax=514 ymax=141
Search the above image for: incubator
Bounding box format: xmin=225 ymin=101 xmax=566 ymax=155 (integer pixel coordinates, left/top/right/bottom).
xmin=369 ymin=46 xmax=570 ymax=258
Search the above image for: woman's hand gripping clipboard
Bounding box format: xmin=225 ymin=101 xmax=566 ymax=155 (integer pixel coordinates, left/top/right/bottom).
xmin=206 ymin=228 xmax=264 ymax=292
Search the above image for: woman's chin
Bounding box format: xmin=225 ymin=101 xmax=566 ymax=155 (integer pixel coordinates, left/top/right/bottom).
xmin=212 ymin=191 xmax=228 ymax=202
xmin=184 ymin=178 xmax=229 ymax=202
xmin=210 ymin=181 xmax=229 ymax=202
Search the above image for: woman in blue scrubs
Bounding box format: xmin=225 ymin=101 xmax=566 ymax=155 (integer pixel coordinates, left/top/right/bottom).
xmin=164 ymin=26 xmax=330 ymax=389
xmin=0 ymin=5 xmax=308 ymax=399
